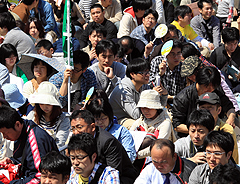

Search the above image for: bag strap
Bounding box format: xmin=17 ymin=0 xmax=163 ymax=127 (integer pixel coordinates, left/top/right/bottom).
xmin=19 ymin=124 xmax=37 ymax=176
xmin=89 ymin=164 xmax=107 ymax=184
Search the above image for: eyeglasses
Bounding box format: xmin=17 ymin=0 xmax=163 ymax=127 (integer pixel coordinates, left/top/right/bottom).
xmin=168 ymin=52 xmax=182 ymax=58
xmin=70 ymin=154 xmax=89 ymax=162
xmin=73 ymin=68 xmax=83 ymax=73
xmin=204 ymin=151 xmax=225 ymax=158
xmin=95 ymin=117 xmax=108 ymax=123
xmin=70 ymin=124 xmax=88 ymax=132
xmin=5 ymin=56 xmax=17 ymax=62
xmin=137 ymin=70 xmax=150 ymax=76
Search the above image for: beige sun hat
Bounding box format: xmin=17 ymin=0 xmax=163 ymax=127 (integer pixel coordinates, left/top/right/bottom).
xmin=28 ymin=81 xmax=62 ymax=108
xmin=137 ymin=90 xmax=163 ymax=109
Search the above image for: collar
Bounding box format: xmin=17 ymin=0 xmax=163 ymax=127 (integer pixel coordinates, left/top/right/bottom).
xmin=88 ymin=162 xmax=102 ymax=182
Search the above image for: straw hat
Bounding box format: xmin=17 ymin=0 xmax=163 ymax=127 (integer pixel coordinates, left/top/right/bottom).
xmin=28 ymin=81 xmax=62 ymax=108
xmin=137 ymin=90 xmax=163 ymax=109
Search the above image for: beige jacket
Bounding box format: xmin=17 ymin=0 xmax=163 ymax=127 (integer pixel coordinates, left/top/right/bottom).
xmin=117 ymin=6 xmax=138 ymax=38
xmin=97 ymin=0 xmax=122 ymax=23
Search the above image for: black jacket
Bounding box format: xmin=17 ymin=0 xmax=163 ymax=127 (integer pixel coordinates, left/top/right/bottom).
xmin=172 ymin=83 xmax=234 ymax=137
xmin=172 ymin=156 xmax=196 ymax=184
xmin=210 ymin=44 xmax=240 ymax=71
xmin=95 ymin=126 xmax=138 ymax=184
xmin=11 ymin=120 xmax=58 ymax=184
xmin=79 ymin=19 xmax=118 ymax=49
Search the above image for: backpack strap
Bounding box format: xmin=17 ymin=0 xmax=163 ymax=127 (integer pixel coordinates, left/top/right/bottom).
xmin=89 ymin=164 xmax=107 ymax=184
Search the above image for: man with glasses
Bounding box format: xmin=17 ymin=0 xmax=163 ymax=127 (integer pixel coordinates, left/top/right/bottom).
xmin=130 ymin=9 xmax=160 ymax=46
xmin=69 ymin=110 xmax=138 ymax=184
xmin=149 ymin=39 xmax=186 ymax=101
xmin=67 ymin=133 xmax=120 ymax=184
xmin=189 ymin=131 xmax=239 ymax=184
xmin=90 ymin=40 xmax=126 ymax=96
xmin=50 ymin=50 xmax=97 ymax=110
xmin=109 ymin=57 xmax=168 ymax=129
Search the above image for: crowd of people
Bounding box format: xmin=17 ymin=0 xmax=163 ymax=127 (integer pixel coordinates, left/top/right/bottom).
xmin=0 ymin=0 xmax=240 ymax=183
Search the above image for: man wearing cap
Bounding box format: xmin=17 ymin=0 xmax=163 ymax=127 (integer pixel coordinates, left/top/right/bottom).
xmin=172 ymin=66 xmax=236 ymax=138
xmin=149 ymin=39 xmax=186 ymax=101
xmin=181 ymin=54 xmax=240 ymax=113
xmin=2 ymin=84 xmax=34 ymax=117
xmin=198 ymin=92 xmax=239 ymax=164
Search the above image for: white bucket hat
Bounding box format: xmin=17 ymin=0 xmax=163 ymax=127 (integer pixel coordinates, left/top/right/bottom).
xmin=137 ymin=90 xmax=163 ymax=109
xmin=28 ymin=81 xmax=62 ymax=108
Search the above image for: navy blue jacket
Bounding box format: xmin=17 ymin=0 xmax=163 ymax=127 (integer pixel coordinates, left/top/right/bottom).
xmin=10 ymin=120 xmax=58 ymax=184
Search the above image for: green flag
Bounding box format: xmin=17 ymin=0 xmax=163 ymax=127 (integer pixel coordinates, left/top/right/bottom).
xmin=62 ymin=0 xmax=73 ymax=66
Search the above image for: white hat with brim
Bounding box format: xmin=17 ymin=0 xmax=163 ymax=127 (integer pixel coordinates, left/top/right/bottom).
xmin=28 ymin=81 xmax=62 ymax=108
xmin=137 ymin=90 xmax=163 ymax=109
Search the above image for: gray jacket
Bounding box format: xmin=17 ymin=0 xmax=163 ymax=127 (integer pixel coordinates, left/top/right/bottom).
xmin=190 ymin=14 xmax=221 ymax=48
xmin=174 ymin=135 xmax=197 ymax=158
xmin=109 ymin=77 xmax=150 ymax=121
xmin=89 ymin=61 xmax=126 ymax=96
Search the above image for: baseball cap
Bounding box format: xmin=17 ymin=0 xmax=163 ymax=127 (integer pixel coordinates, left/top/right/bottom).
xmin=197 ymin=92 xmax=221 ymax=105
xmin=181 ymin=56 xmax=202 ymax=77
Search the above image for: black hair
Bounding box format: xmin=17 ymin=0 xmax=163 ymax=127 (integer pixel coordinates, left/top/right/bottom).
xmin=209 ymin=164 xmax=240 ymax=184
xmin=86 ymin=98 xmax=114 ymax=124
xmin=0 ymin=2 xmax=8 ymax=13
xmin=150 ymin=139 xmax=175 ymax=157
xmin=174 ymin=5 xmax=192 ymax=21
xmin=196 ymin=66 xmax=221 ymax=89
xmin=187 ymin=109 xmax=215 ymax=132
xmin=73 ymin=50 xmax=90 ymax=69
xmin=222 ymin=27 xmax=239 ymax=43
xmin=90 ymin=4 xmax=104 ymax=12
xmin=0 ymin=12 xmax=16 ymax=31
xmin=0 ymin=43 xmax=18 ymax=66
xmin=25 ymin=17 xmax=45 ymax=39
xmin=118 ymin=36 xmax=134 ymax=57
xmin=31 ymin=58 xmax=53 ymax=78
xmin=22 ymin=0 xmax=37 ymax=5
xmin=88 ymin=22 xmax=106 ymax=37
xmin=89 ymin=89 xmax=109 ymax=103
xmin=35 ymin=39 xmax=54 ymax=51
xmin=171 ymin=38 xmax=183 ymax=50
xmin=96 ymin=40 xmax=117 ymax=56
xmin=198 ymin=0 xmax=213 ymax=9
xmin=162 ymin=24 xmax=179 ymax=41
xmin=126 ymin=58 xmax=150 ymax=79
xmin=203 ymin=130 xmax=234 ymax=156
xmin=182 ymin=42 xmax=201 ymax=59
xmin=16 ymin=20 xmax=25 ymax=31
xmin=70 ymin=110 xmax=95 ymax=125
xmin=0 ymin=105 xmax=24 ymax=129
xmin=132 ymin=0 xmax=152 ymax=12
xmin=68 ymin=133 xmax=98 ymax=162
xmin=143 ymin=9 xmax=158 ymax=21
xmin=39 ymin=151 xmax=71 ymax=180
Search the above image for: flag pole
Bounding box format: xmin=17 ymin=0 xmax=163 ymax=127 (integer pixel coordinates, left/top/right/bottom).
xmin=62 ymin=0 xmax=73 ymax=113
xmin=67 ymin=0 xmax=71 ymax=113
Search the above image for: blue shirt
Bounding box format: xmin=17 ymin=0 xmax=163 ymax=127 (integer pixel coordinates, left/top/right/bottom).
xmin=53 ymin=37 xmax=80 ymax=52
xmin=107 ymin=120 xmax=136 ymax=162
xmin=30 ymin=0 xmax=59 ymax=37
xmin=49 ymin=68 xmax=97 ymax=107
xmin=130 ymin=24 xmax=162 ymax=45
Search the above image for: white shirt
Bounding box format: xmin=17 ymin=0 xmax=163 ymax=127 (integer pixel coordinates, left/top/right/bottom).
xmin=134 ymin=163 xmax=181 ymax=184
